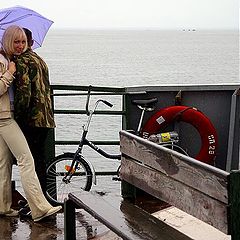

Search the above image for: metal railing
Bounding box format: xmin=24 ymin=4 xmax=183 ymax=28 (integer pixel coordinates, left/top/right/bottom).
xmin=45 ymin=85 xmax=126 ymax=168
xmin=53 ymin=84 xmax=125 ymax=145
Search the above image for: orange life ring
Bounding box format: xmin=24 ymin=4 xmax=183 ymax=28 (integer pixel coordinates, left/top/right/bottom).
xmin=142 ymin=106 xmax=218 ymax=165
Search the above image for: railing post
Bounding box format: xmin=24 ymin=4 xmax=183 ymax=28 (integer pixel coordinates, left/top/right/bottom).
xmin=64 ymin=198 xmax=76 ymax=240
xmin=45 ymin=87 xmax=56 ymax=200
xmin=228 ymin=170 xmax=240 ymax=240
xmin=226 ymin=88 xmax=240 ymax=171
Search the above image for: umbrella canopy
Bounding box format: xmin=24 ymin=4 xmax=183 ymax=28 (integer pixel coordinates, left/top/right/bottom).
xmin=0 ymin=5 xmax=53 ymax=49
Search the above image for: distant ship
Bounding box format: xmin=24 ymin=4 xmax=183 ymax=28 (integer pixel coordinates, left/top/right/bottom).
xmin=182 ymin=29 xmax=196 ymax=31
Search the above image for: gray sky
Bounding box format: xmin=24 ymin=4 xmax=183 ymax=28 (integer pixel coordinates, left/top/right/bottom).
xmin=1 ymin=0 xmax=239 ymax=29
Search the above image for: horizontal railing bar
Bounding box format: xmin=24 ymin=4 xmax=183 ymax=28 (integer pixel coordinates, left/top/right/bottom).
xmin=57 ymin=171 xmax=117 ymax=176
xmin=53 ymin=92 xmax=125 ymax=96
xmin=95 ymin=171 xmax=118 ymax=175
xmin=52 ymin=84 xmax=125 ymax=93
xmin=55 ymin=140 xmax=120 ymax=145
xmin=54 ymin=110 xmax=125 ymax=115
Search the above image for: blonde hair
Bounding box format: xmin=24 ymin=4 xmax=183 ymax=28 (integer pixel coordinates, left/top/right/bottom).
xmin=1 ymin=25 xmax=27 ymax=59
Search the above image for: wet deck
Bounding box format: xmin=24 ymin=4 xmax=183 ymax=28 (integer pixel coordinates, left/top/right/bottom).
xmin=4 ymin=175 xmax=123 ymax=240
xmin=2 ymin=174 xmax=231 ymax=240
xmin=1 ymin=206 xmax=123 ymax=240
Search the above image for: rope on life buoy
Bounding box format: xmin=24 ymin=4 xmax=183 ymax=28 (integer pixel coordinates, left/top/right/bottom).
xmin=142 ymin=106 xmax=218 ymax=165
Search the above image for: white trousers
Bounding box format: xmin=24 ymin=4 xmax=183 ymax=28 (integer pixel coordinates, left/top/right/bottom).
xmin=0 ymin=118 xmax=53 ymax=219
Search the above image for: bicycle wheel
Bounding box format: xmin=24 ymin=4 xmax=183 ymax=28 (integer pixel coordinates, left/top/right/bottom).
xmin=46 ymin=153 xmax=93 ymax=205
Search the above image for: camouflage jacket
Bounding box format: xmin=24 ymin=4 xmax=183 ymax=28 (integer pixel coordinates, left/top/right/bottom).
xmin=14 ymin=49 xmax=55 ymax=128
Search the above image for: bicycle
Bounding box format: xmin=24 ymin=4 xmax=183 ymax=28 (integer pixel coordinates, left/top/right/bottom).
xmin=45 ymin=93 xmax=188 ymax=205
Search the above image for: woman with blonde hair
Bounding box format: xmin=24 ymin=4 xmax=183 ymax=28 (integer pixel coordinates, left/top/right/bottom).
xmin=0 ymin=25 xmax=61 ymax=221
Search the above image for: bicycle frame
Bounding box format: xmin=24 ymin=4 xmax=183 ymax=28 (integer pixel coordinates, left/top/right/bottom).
xmin=84 ymin=139 xmax=121 ymax=160
xmin=64 ymin=96 xmax=120 ymax=186
xmin=78 ymin=98 xmax=121 ymax=160
xmin=47 ymin=92 xmax=189 ymax=205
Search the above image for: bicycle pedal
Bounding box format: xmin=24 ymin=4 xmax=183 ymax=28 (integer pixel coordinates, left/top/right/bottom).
xmin=18 ymin=199 xmax=28 ymax=208
xmin=19 ymin=207 xmax=32 ymax=218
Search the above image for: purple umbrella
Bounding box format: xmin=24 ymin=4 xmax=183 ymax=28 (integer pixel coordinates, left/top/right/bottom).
xmin=0 ymin=5 xmax=53 ymax=49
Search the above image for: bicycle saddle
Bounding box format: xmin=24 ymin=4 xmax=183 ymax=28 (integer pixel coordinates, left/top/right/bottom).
xmin=131 ymin=97 xmax=158 ymax=108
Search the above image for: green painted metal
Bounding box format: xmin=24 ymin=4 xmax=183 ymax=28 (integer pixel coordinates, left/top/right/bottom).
xmin=228 ymin=170 xmax=240 ymax=239
xmin=54 ymin=109 xmax=125 ymax=115
xmin=44 ymin=129 xmax=56 ymax=166
xmin=124 ymin=85 xmax=240 ymax=170
xmin=121 ymin=94 xmax=137 ymax=199
xmin=53 ymin=92 xmax=125 ymax=96
xmin=45 ymin=88 xmax=56 ymax=166
xmin=52 ymin=84 xmax=125 ymax=93
xmin=226 ymin=89 xmax=240 ymax=171
xmin=50 ymin=85 xmax=126 ymax=147
xmin=64 ymin=199 xmax=77 ymax=240
xmin=47 ymin=84 xmax=126 ymax=180
xmin=55 ymin=140 xmax=119 ymax=145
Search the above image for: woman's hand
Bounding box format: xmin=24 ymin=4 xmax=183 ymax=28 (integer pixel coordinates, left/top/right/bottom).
xmin=8 ymin=61 xmax=16 ymax=75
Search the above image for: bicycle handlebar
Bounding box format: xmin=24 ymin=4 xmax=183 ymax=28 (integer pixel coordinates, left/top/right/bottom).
xmin=101 ymin=100 xmax=113 ymax=108
xmin=85 ymin=85 xmax=113 ymax=117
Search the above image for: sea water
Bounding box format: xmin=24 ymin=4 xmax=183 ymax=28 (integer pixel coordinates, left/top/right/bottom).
xmin=40 ymin=29 xmax=238 ymax=86
xmin=13 ymin=29 xmax=239 ymax=194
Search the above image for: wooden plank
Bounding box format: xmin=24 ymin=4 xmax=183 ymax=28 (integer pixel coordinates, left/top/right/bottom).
xmin=69 ymin=192 xmax=193 ymax=240
xmin=228 ymin=170 xmax=240 ymax=239
xmin=120 ymin=156 xmax=228 ymax=234
xmin=120 ymin=199 xmax=193 ymax=240
xmin=120 ymin=130 xmax=229 ymax=204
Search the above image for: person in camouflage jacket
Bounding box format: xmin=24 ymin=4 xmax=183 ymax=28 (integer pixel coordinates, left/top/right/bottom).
xmin=0 ymin=25 xmax=61 ymax=220
xmin=14 ymin=28 xmax=55 ymax=194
